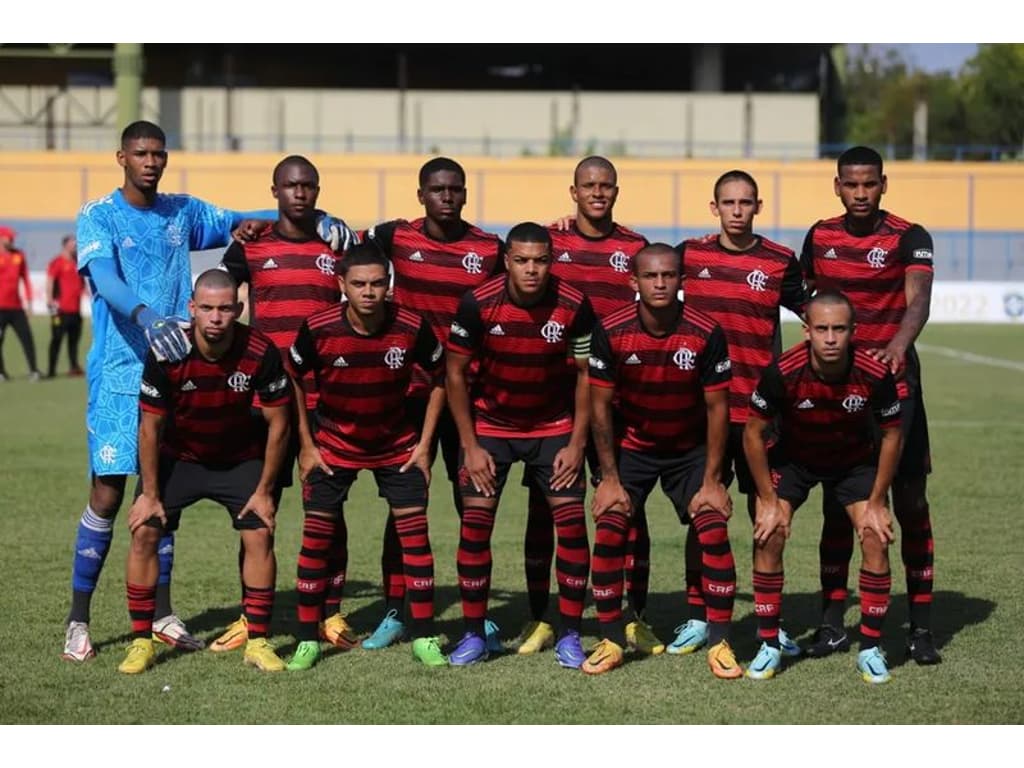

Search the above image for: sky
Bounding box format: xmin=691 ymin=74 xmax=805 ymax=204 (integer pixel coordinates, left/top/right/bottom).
xmin=875 ymin=44 xmax=980 ymax=74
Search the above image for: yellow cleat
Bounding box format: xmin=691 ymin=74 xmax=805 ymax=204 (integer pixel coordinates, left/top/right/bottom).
xmin=243 ymin=637 xmax=286 ymax=672
xmin=515 ymin=620 xmax=555 ymax=655
xmin=210 ymin=615 xmax=248 ymax=653
xmin=581 ymin=638 xmax=625 ymax=675
xmin=320 ymin=614 xmax=359 ymax=649
xmin=626 ymin=619 xmax=665 ymax=656
xmin=118 ymin=638 xmax=156 ymax=675
xmin=707 ymin=639 xmax=743 ymax=680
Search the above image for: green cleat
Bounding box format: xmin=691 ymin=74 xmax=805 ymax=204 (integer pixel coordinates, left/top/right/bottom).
xmin=412 ymin=636 xmax=447 ymax=667
xmin=286 ymin=640 xmax=322 ymax=671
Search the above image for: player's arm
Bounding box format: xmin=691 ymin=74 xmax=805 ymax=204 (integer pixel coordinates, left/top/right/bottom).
xmin=402 ymin=320 xmax=447 ymax=482
xmin=45 ymin=262 xmax=57 ymax=313
xmin=744 ymin=364 xmax=791 ymax=543
xmin=130 ymin=354 xmax=170 ymax=533
xmin=689 ymin=325 xmax=732 ymax=519
xmin=551 ymin=297 xmax=597 ymax=492
xmin=860 ymin=373 xmax=903 ymax=544
xmin=364 ymin=220 xmax=398 ymax=256
xmin=781 ymin=254 xmax=809 ymax=318
xmin=798 ymin=225 xmax=818 ymax=296
xmin=15 ymin=254 xmax=32 ymax=308
xmin=588 ymin=323 xmax=630 ymax=518
xmin=880 ymin=225 xmax=935 ymax=375
xmin=446 ymin=291 xmax=494 ymax=496
xmin=286 ymin=322 xmax=332 ymax=482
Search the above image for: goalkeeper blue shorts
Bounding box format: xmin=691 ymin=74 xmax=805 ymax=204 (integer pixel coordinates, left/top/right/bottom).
xmin=86 ymin=386 xmax=140 ymax=476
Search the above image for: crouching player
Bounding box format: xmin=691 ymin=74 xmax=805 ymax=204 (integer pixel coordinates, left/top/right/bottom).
xmin=743 ymin=291 xmax=902 ymax=683
xmin=120 ymin=269 xmax=291 ymax=674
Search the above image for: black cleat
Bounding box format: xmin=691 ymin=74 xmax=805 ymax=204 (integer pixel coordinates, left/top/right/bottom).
xmin=906 ymin=628 xmax=942 ymax=665
xmin=803 ymin=624 xmax=851 ymax=658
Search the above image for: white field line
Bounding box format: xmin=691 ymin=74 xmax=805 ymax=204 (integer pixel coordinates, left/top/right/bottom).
xmin=917 ymin=343 xmax=1024 ymax=374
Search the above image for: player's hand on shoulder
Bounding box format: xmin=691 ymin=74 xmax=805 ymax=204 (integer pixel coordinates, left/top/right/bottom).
xmin=315 ymin=213 xmax=358 ymax=253
xmin=232 ymin=218 xmax=272 ymax=243
xmin=549 ymin=213 xmax=574 ymax=231
xmin=136 ymin=307 xmax=192 ymax=363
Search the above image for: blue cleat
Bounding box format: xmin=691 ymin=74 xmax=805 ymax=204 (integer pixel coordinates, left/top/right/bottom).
xmin=778 ymin=628 xmax=802 ymax=658
xmin=554 ymin=630 xmax=586 ymax=669
xmin=666 ymin=619 xmax=708 ymax=655
xmin=362 ymin=609 xmax=405 ymax=650
xmin=857 ymin=646 xmax=892 ymax=684
xmin=448 ymin=632 xmax=488 ymax=666
xmin=745 ymin=642 xmax=783 ymax=680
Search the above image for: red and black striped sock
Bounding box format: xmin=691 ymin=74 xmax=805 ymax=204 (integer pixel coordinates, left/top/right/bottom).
xmin=523 ymin=485 xmax=554 ymax=621
xmin=820 ymin=498 xmax=853 ymax=628
xmin=753 ymin=569 xmax=784 ymax=648
xmin=692 ymin=508 xmax=736 ymax=644
xmin=551 ymin=500 xmax=589 ymax=632
xmin=127 ymin=582 xmax=156 ymax=640
xmin=858 ymin=568 xmax=891 ymax=650
xmin=685 ymin=526 xmax=706 ymax=622
xmin=296 ymin=513 xmax=334 ymax=641
xmin=458 ymin=504 xmax=496 ymax=636
xmin=395 ymin=510 xmax=435 ymax=637
xmin=380 ymin=514 xmax=405 ymax=613
xmin=243 ymin=584 xmax=274 ymax=639
xmin=625 ymin=506 xmax=651 ymax=619
xmin=896 ymin=500 xmax=934 ymax=630
xmin=591 ymin=509 xmax=629 ymax=646
xmin=324 ymin=516 xmax=349 ymax=618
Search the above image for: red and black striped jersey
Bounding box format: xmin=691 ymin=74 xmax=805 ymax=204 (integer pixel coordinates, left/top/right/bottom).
xmin=590 ymin=301 xmax=731 ymax=454
xmin=287 ymin=303 xmax=443 ymax=469
xmin=679 ymin=234 xmax=807 ymax=424
xmin=749 ymin=342 xmax=901 ymax=472
xmin=221 ymin=225 xmax=343 ymax=410
xmin=800 ymin=211 xmax=934 ymax=350
xmin=448 ymin=274 xmax=596 ymax=438
xmin=549 ymin=221 xmax=647 ymax=319
xmin=139 ymin=325 xmax=291 ymax=466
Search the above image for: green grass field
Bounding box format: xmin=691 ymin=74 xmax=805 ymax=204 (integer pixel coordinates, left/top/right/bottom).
xmin=1 ymin=318 xmax=1022 ymax=725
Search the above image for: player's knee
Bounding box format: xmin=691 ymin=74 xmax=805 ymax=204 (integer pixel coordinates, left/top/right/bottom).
xmin=242 ymin=528 xmax=274 ymax=557
xmin=130 ymin=525 xmax=161 ymax=554
xmin=859 ymin=532 xmax=889 ymax=568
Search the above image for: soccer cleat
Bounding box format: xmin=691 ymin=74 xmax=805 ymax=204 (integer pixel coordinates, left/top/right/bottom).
xmin=666 ymin=619 xmax=708 ymax=655
xmin=28 ymin=371 xmax=41 ymax=382
xmin=210 ymin=615 xmax=248 ymax=652
xmin=484 ymin=619 xmax=504 ymax=654
xmin=906 ymin=628 xmax=942 ymax=665
xmin=707 ymin=640 xmax=743 ymax=679
xmin=362 ymin=609 xmax=405 ymax=650
xmin=286 ymin=640 xmax=322 ymax=671
xmin=118 ymin=638 xmax=156 ymax=674
xmin=62 ymin=621 xmax=96 ymax=662
xmin=803 ymin=624 xmax=850 ymax=658
xmin=412 ymin=636 xmax=447 ymax=667
xmin=778 ymin=628 xmax=802 ymax=658
xmin=319 ymin=613 xmax=359 ymax=650
xmin=243 ymin=638 xmax=286 ymax=672
xmin=857 ymin=646 xmax=892 ymax=684
xmin=581 ymin=638 xmax=625 ymax=675
xmin=152 ymin=614 xmax=205 ymax=651
xmin=746 ymin=642 xmax=783 ymax=680
xmin=554 ymin=630 xmax=587 ymax=669
xmin=448 ymin=632 xmax=488 ymax=666
xmin=626 ymin=619 xmax=665 ymax=655
xmin=516 ymin=620 xmax=555 ymax=655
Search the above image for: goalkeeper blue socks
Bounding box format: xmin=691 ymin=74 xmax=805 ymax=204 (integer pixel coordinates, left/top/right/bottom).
xmin=69 ymin=506 xmax=114 ymax=622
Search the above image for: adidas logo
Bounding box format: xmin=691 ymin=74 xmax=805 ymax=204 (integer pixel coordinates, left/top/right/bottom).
xmin=823 ymin=248 xmax=837 ymax=260
xmin=332 ymin=356 xmax=349 ymax=367
xmin=409 ymin=251 xmax=424 ymax=262
xmin=625 ymin=353 xmax=642 ymax=365
xmin=121 ymin=236 xmax=135 ymax=249
xmin=489 ymin=324 xmax=506 ymax=336
xmin=261 ymin=258 xmax=278 ymax=269
xmin=797 ymin=398 xmax=814 ymax=409
xmin=76 ymin=547 xmax=102 ymax=560
xmin=697 ymin=267 xmax=711 ymax=278
xmin=557 ymin=252 xmax=572 ymax=263
xmin=158 ymin=543 xmax=174 ymax=555
xmin=182 ymin=380 xmax=197 ymax=391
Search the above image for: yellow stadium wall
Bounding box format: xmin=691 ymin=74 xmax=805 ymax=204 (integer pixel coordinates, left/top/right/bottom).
xmin=2 ymin=152 xmax=1022 ymax=232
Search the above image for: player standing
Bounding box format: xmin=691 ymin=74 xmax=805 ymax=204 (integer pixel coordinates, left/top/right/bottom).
xmin=45 ymin=235 xmax=86 ymax=378
xmin=0 ymin=225 xmax=41 ymax=382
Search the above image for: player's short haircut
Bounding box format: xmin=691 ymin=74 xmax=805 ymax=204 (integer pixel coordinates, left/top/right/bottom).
xmin=419 ymin=157 xmax=465 ymax=187
xmin=193 ymin=268 xmax=238 ymax=298
xmin=272 ymin=154 xmax=319 ymax=185
xmin=120 ymin=120 xmax=166 ymax=147
xmin=574 ymin=155 xmax=617 ymax=185
xmin=506 ymin=221 xmax=552 ymax=250
xmin=62 ymin=234 xmax=74 ymax=247
xmin=807 ymin=290 xmax=856 ymax=324
xmin=837 ymin=145 xmax=884 ymax=176
xmin=336 ymin=242 xmax=391 ymax=277
xmin=713 ymin=169 xmax=759 ymax=201
xmin=632 ymin=242 xmax=680 ymax=274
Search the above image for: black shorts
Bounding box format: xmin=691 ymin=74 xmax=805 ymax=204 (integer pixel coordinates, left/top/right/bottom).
xmin=725 ymin=421 xmax=782 ymax=495
xmin=303 ymin=463 xmax=428 ymax=514
xmin=897 ymin=388 xmax=932 ymax=478
xmin=137 ymin=457 xmax=271 ymax=533
xmin=618 ymin=445 xmax=707 ymax=526
xmin=460 ymin=433 xmax=587 ymax=500
xmin=263 ymin=406 xmax=317 ymax=490
xmin=405 ymin=399 xmax=461 ymax=482
xmin=774 ymin=461 xmax=877 ymax=511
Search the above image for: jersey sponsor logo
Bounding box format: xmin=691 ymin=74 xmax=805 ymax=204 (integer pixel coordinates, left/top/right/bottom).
xmin=315 ymin=253 xmax=336 ymax=276
xmin=140 ymin=380 xmax=160 ymax=398
xmin=746 ymin=269 xmax=769 ymax=292
xmin=79 ymin=240 xmax=102 ymax=258
xmin=267 ymin=375 xmax=288 ymax=393
xmin=227 ymin=372 xmax=251 ymax=392
xmin=625 ymin=353 xmax=642 ymax=365
xmin=165 ymin=223 xmax=184 ymax=247
xmin=880 ymin=401 xmax=901 ymax=418
xmin=450 ymin=321 xmax=469 ymax=338
xmin=384 ymin=346 xmax=406 ymax=370
xmin=589 ymin=355 xmax=607 ymax=370
xmin=696 ymin=267 xmax=712 ymax=279
xmin=842 ymin=394 xmax=867 ymax=413
xmin=866 ymin=247 xmax=888 ymax=268
xmin=431 ymin=342 xmax=444 ymax=363
xmin=462 ymin=251 xmax=483 ymax=274
xmin=540 ymin=320 xmax=564 ymax=344
xmin=98 ymin=443 xmax=117 ymax=466
xmin=181 ymin=380 xmax=197 ymax=392
xmin=823 ymin=247 xmax=838 ymax=260
xmin=913 ymin=248 xmax=933 ymax=261
xmin=121 ymin=236 xmax=136 ymax=249
xmin=751 ymin=390 xmax=768 ymax=410
xmin=796 ymin=398 xmax=815 ymax=409
xmin=332 ymin=355 xmax=349 ymax=368
xmin=261 ymin=258 xmax=279 ymax=270
xmin=715 ymin=358 xmax=731 ymax=373
xmin=289 ymin=346 xmax=304 ymax=365
xmin=673 ymin=346 xmax=696 ymax=371
xmin=409 ymin=250 xmax=424 ymax=262
xmin=609 ymin=250 xmax=630 ymax=273
xmin=557 ymin=251 xmax=572 ymax=263
xmin=489 ymin=324 xmax=506 ymax=336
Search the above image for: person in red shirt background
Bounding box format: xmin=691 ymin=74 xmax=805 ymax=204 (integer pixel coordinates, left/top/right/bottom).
xmin=0 ymin=225 xmax=41 ymax=382
xmin=46 ymin=235 xmax=87 ymax=378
